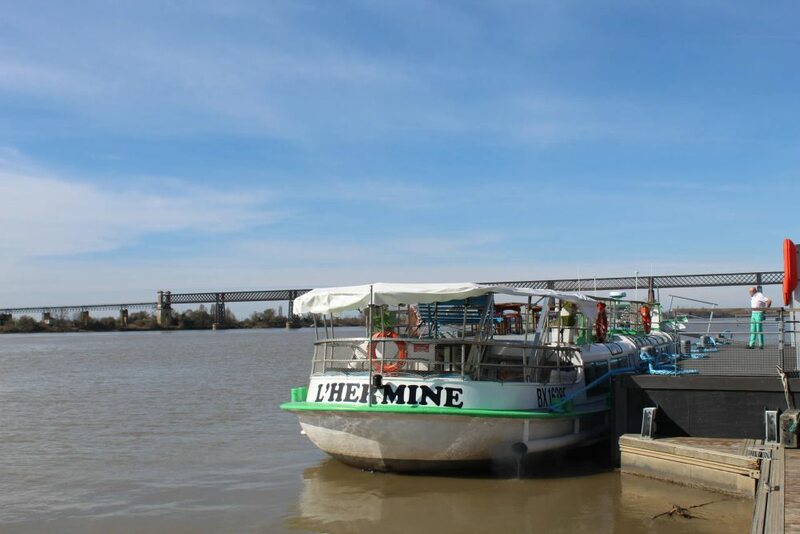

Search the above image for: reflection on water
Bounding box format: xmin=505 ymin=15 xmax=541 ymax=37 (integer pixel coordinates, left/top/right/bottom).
xmin=288 ymin=459 xmax=751 ymax=534
xmin=0 ymin=329 xmax=751 ymax=533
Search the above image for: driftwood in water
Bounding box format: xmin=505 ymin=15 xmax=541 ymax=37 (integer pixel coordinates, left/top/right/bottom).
xmin=652 ymin=500 xmax=722 ymax=520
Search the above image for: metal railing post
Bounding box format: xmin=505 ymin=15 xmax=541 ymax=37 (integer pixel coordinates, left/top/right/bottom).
xmin=794 ymin=307 xmax=800 ymax=372
xmin=368 ymin=287 xmax=374 ymax=407
xmin=523 ymin=296 xmax=531 ymax=382
xmin=461 ymin=299 xmax=468 ymax=378
xmin=779 ymin=307 xmax=785 ymax=369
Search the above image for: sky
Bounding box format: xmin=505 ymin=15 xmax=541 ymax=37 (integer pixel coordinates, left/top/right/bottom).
xmin=1 ymin=0 xmax=798 ymax=311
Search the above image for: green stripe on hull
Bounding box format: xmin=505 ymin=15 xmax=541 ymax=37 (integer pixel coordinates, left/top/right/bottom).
xmin=280 ymin=401 xmax=608 ymax=419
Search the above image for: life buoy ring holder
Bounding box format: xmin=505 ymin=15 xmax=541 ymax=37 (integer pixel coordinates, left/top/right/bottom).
xmin=594 ymin=302 xmax=608 ymax=343
xmin=369 ymin=331 xmax=407 ymax=373
xmin=640 ymin=305 xmax=651 ymax=334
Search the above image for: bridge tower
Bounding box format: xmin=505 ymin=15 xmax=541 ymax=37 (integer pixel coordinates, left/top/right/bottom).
xmin=286 ymin=290 xmax=296 ymax=329
xmin=156 ymin=291 xmax=172 ymax=327
xmin=212 ymin=293 xmax=226 ymax=330
xmin=119 ymin=308 xmax=129 ymax=328
xmin=79 ymin=310 xmax=90 ymax=328
xmin=41 ymin=311 xmax=52 ymax=326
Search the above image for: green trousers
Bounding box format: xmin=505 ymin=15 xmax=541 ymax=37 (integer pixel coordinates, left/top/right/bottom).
xmin=749 ymin=311 xmax=765 ymax=348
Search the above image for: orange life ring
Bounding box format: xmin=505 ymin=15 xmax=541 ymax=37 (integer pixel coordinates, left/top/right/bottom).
xmin=594 ymin=302 xmax=608 ymax=342
xmin=369 ymin=331 xmax=407 ymax=373
xmin=784 ymin=238 xmax=797 ymax=305
xmin=640 ymin=305 xmax=651 ymax=334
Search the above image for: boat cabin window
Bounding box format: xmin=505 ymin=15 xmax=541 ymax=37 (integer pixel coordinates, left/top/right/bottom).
xmin=583 ymin=359 xmax=610 ymax=396
xmin=532 ymin=348 xmax=580 ymax=384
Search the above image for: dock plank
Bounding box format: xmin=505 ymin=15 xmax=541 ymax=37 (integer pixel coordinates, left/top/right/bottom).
xmin=786 ymin=448 xmax=800 ymax=534
xmin=751 ymin=457 xmax=771 ymax=534
xmin=764 ymin=447 xmax=784 ymax=534
xmin=620 ymin=435 xmax=760 ymax=470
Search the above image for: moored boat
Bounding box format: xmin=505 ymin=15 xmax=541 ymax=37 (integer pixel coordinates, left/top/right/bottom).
xmin=281 ymin=283 xmax=678 ymax=472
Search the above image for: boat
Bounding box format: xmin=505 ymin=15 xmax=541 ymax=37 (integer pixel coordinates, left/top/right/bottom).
xmin=280 ymin=282 xmax=679 ymax=472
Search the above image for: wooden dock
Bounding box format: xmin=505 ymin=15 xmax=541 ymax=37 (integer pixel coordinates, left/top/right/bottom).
xmin=752 ymin=445 xmax=782 ymax=534
xmin=785 ymin=448 xmax=799 ymax=534
xmin=619 ymin=434 xmax=761 ymax=497
xmin=751 ymin=445 xmax=800 ymax=534
xmin=619 ymin=435 xmax=800 ymax=533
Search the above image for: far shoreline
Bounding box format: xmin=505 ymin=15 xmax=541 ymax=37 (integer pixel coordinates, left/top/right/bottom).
xmin=0 ymin=307 xmax=363 ymax=335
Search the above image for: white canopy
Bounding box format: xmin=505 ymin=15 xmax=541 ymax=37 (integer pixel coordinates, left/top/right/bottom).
xmin=293 ymin=282 xmax=598 ymax=321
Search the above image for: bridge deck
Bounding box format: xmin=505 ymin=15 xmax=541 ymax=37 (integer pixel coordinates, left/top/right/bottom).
xmin=0 ymin=269 xmax=784 ymax=315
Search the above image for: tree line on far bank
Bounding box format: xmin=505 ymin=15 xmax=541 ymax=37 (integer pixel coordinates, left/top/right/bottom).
xmin=0 ymin=305 xmax=364 ymax=334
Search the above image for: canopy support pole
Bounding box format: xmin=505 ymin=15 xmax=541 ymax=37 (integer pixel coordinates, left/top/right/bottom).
xmin=523 ymin=296 xmax=531 ymax=382
xmin=368 ymin=286 xmax=373 ymax=407
xmin=461 ymin=299 xmax=468 ymax=378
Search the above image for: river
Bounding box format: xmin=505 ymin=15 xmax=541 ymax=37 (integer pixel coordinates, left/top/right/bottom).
xmin=0 ymin=328 xmax=752 ymax=533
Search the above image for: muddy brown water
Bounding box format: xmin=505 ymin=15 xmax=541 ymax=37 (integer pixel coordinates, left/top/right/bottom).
xmin=0 ymin=328 xmax=752 ymax=533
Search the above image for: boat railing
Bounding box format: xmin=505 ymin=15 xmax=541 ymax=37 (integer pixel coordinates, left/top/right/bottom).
xmin=310 ymin=337 xmax=583 ymax=384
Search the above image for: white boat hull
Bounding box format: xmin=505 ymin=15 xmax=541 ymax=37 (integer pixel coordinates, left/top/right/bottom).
xmin=295 ymin=409 xmax=608 ymax=471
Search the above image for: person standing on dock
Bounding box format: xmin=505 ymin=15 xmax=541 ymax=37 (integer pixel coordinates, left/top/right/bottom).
xmin=748 ymin=287 xmax=771 ymax=349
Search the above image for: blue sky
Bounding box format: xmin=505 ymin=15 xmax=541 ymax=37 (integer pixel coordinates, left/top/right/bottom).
xmin=1 ymin=1 xmax=798 ymax=309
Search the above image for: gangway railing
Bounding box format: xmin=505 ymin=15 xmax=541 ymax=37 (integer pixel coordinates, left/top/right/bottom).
xmin=664 ymin=307 xmax=800 ymax=377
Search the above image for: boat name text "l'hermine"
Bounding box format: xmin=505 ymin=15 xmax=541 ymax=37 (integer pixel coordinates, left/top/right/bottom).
xmin=313 ymin=382 xmax=464 ymax=408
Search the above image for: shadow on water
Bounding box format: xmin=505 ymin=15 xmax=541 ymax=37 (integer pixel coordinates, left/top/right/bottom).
xmin=282 ymin=438 xmax=753 ymax=534
xmin=499 ymin=439 xmax=615 ymax=479
xmin=389 ymin=438 xmax=616 ymax=480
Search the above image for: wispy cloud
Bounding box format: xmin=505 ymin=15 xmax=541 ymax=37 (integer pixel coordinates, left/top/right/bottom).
xmin=0 ymin=2 xmax=749 ymax=146
xmin=0 ymin=58 xmax=101 ymax=97
xmin=0 ymin=153 xmax=278 ymax=258
xmin=0 ymin=3 xmax=419 ymax=139
xmin=232 ymin=233 xmax=502 ymax=266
